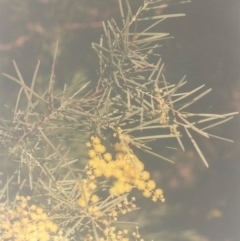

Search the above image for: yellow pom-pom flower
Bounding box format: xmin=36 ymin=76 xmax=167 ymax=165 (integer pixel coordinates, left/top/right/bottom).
xmin=146 ymin=180 xmax=156 ymax=190
xmin=88 ymin=149 xmax=97 ymax=158
xmin=143 ymin=190 xmax=151 ymax=198
xmin=141 ymin=171 xmax=150 ymax=180
xmin=103 ymin=152 xmax=112 ymax=162
xmin=94 ymin=144 xmax=106 ymax=154
xmin=91 ymin=195 xmax=99 ymax=203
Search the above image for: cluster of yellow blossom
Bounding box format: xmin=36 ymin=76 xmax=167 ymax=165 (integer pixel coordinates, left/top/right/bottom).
xmin=78 ymin=181 xmax=98 ymax=206
xmin=77 ymin=180 xmax=137 ymax=218
xmin=103 ymin=196 xmax=137 ymax=222
xmin=85 ymin=136 xmax=165 ymax=202
xmin=77 ymin=179 xmax=102 ymax=218
xmin=79 ymin=196 xmax=138 ymax=240
xmin=0 ymin=196 xmax=67 ymax=241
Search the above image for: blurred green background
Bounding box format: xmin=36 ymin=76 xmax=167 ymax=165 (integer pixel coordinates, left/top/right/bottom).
xmin=0 ymin=0 xmax=239 ymax=241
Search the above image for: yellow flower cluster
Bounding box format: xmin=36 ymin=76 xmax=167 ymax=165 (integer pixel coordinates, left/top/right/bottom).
xmin=103 ymin=196 xmax=137 ymax=222
xmin=79 ymin=196 xmax=137 ymax=240
xmin=132 ymin=226 xmax=144 ymax=241
xmin=77 ymin=182 xmax=137 ymax=220
xmin=78 ymin=136 xmax=164 ymax=241
xmin=0 ymin=196 xmax=67 ymax=241
xmin=102 ymin=227 xmax=129 ymax=241
xmin=85 ymin=136 xmax=165 ymax=202
xmin=77 ymin=180 xmax=102 ymax=218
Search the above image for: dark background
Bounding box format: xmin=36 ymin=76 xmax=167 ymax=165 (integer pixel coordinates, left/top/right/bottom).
xmin=0 ymin=0 xmax=239 ymax=241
